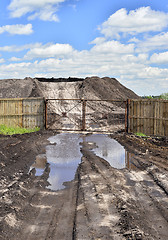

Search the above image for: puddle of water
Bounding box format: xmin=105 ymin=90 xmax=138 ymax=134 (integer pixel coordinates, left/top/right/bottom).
xmin=83 ymin=134 xmax=126 ymax=169
xmin=46 ymin=133 xmax=82 ymax=190
xmin=30 ymin=133 xmax=137 ymax=191
xmin=83 ymin=134 xmax=138 ymax=170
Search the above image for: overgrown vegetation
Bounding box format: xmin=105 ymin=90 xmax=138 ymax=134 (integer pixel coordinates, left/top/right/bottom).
xmin=0 ymin=124 xmax=40 ymax=135
xmin=143 ymin=93 xmax=168 ymax=100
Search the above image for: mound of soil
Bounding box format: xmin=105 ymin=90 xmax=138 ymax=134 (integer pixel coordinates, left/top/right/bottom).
xmin=0 ymin=76 xmax=139 ymax=100
xmin=83 ymin=76 xmax=138 ymax=100
xmin=0 ymin=77 xmax=43 ymax=98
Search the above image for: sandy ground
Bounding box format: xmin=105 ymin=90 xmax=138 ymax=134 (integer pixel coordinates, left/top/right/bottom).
xmin=0 ymin=130 xmax=168 ymax=240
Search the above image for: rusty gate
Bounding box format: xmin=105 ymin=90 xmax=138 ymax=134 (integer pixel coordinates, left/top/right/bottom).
xmin=45 ymin=99 xmax=127 ymax=132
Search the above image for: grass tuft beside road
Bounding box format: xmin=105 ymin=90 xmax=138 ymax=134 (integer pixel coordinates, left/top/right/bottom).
xmin=0 ymin=124 xmax=40 ymax=135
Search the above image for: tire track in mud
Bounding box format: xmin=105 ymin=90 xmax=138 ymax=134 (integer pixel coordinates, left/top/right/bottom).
xmin=75 ymin=148 xmax=124 ymax=240
xmin=123 ymin=170 xmax=168 ymax=239
xmin=79 ymin=143 xmax=168 ymax=240
xmin=21 ymin=178 xmax=78 ymax=240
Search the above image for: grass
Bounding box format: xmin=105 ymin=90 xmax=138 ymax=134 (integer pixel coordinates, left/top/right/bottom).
xmin=135 ymin=132 xmax=147 ymax=137
xmin=0 ymin=124 xmax=40 ymax=135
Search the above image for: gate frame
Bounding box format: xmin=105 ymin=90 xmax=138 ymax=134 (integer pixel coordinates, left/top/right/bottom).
xmin=45 ymin=98 xmax=127 ymax=132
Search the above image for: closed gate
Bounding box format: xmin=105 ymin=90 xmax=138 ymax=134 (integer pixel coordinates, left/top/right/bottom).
xmin=45 ymin=99 xmax=127 ymax=132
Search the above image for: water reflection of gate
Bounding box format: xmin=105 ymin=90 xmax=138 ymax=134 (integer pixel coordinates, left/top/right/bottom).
xmin=45 ymin=99 xmax=127 ymax=132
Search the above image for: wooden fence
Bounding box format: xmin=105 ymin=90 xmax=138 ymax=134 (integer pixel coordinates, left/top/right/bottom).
xmin=127 ymin=99 xmax=168 ymax=137
xmin=0 ymin=98 xmax=45 ymax=129
xmin=1 ymin=97 xmax=168 ymax=137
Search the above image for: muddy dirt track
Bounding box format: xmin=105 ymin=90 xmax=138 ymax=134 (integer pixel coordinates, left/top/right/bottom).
xmin=0 ymin=130 xmax=168 ymax=240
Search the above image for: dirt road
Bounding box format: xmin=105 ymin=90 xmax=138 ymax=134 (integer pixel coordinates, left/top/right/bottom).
xmin=0 ymin=130 xmax=168 ymax=240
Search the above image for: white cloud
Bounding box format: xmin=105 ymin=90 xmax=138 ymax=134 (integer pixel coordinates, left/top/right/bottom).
xmin=89 ymin=37 xmax=106 ymax=45
xmin=150 ymin=51 xmax=168 ymax=64
xmin=100 ymin=7 xmax=168 ymax=38
xmin=0 ymin=43 xmax=41 ymax=52
xmin=128 ymin=37 xmax=140 ymax=43
xmin=0 ymin=24 xmax=33 ymax=35
xmin=9 ymin=57 xmax=22 ymax=62
xmin=91 ymin=40 xmax=134 ymax=54
xmin=137 ymin=32 xmax=168 ymax=52
xmin=8 ymin=0 xmax=66 ymax=21
xmin=121 ymin=53 xmax=148 ymax=63
xmin=0 ymin=59 xmax=5 ymax=63
xmin=24 ymin=43 xmax=74 ymax=59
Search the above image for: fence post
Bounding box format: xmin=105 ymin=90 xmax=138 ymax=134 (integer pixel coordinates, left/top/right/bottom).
xmin=82 ymin=99 xmax=86 ymax=131
xmin=126 ymin=99 xmax=130 ymax=133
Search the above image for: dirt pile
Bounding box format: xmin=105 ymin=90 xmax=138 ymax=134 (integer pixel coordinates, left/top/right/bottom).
xmin=82 ymin=76 xmax=138 ymax=100
xmin=0 ymin=76 xmax=139 ymax=100
xmin=0 ymin=77 xmax=43 ymax=98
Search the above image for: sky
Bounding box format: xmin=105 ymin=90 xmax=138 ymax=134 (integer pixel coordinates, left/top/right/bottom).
xmin=0 ymin=0 xmax=168 ymax=96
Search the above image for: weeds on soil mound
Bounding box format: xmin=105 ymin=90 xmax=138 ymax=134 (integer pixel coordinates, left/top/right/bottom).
xmin=0 ymin=124 xmax=40 ymax=135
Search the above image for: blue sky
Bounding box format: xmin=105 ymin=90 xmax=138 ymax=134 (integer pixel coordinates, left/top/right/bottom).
xmin=0 ymin=0 xmax=168 ymax=96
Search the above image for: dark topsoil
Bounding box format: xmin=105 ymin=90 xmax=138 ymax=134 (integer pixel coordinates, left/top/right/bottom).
xmin=0 ymin=130 xmax=168 ymax=240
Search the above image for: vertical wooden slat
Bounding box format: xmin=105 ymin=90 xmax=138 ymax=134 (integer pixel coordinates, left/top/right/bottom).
xmin=136 ymin=101 xmax=140 ymax=133
xmin=147 ymin=101 xmax=150 ymax=135
xmin=165 ymin=102 xmax=168 ymax=136
xmin=154 ymin=101 xmax=157 ymax=135
xmin=159 ymin=102 xmax=163 ymax=136
xmin=130 ymin=100 xmax=133 ymax=133
xmin=126 ymin=99 xmax=130 ymax=133
xmin=133 ymin=101 xmax=136 ymax=133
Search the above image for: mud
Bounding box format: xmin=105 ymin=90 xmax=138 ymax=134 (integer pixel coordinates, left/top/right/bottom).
xmin=0 ymin=130 xmax=168 ymax=240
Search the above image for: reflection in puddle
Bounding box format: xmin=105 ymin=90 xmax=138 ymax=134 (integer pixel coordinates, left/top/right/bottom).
xmin=46 ymin=133 xmax=82 ymax=190
xmin=125 ymin=152 xmax=138 ymax=171
xmin=30 ymin=133 xmax=136 ymax=191
xmin=84 ymin=134 xmax=126 ymax=169
xmin=30 ymin=154 xmax=47 ymax=176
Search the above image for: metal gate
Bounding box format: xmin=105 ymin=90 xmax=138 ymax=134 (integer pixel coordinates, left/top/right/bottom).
xmin=45 ymin=99 xmax=127 ymax=132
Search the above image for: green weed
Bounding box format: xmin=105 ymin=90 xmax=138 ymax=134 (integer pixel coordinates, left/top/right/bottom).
xmin=135 ymin=132 xmax=147 ymax=137
xmin=0 ymin=124 xmax=40 ymax=135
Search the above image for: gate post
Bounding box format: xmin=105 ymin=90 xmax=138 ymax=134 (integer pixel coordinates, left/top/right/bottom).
xmin=82 ymin=99 xmax=86 ymax=131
